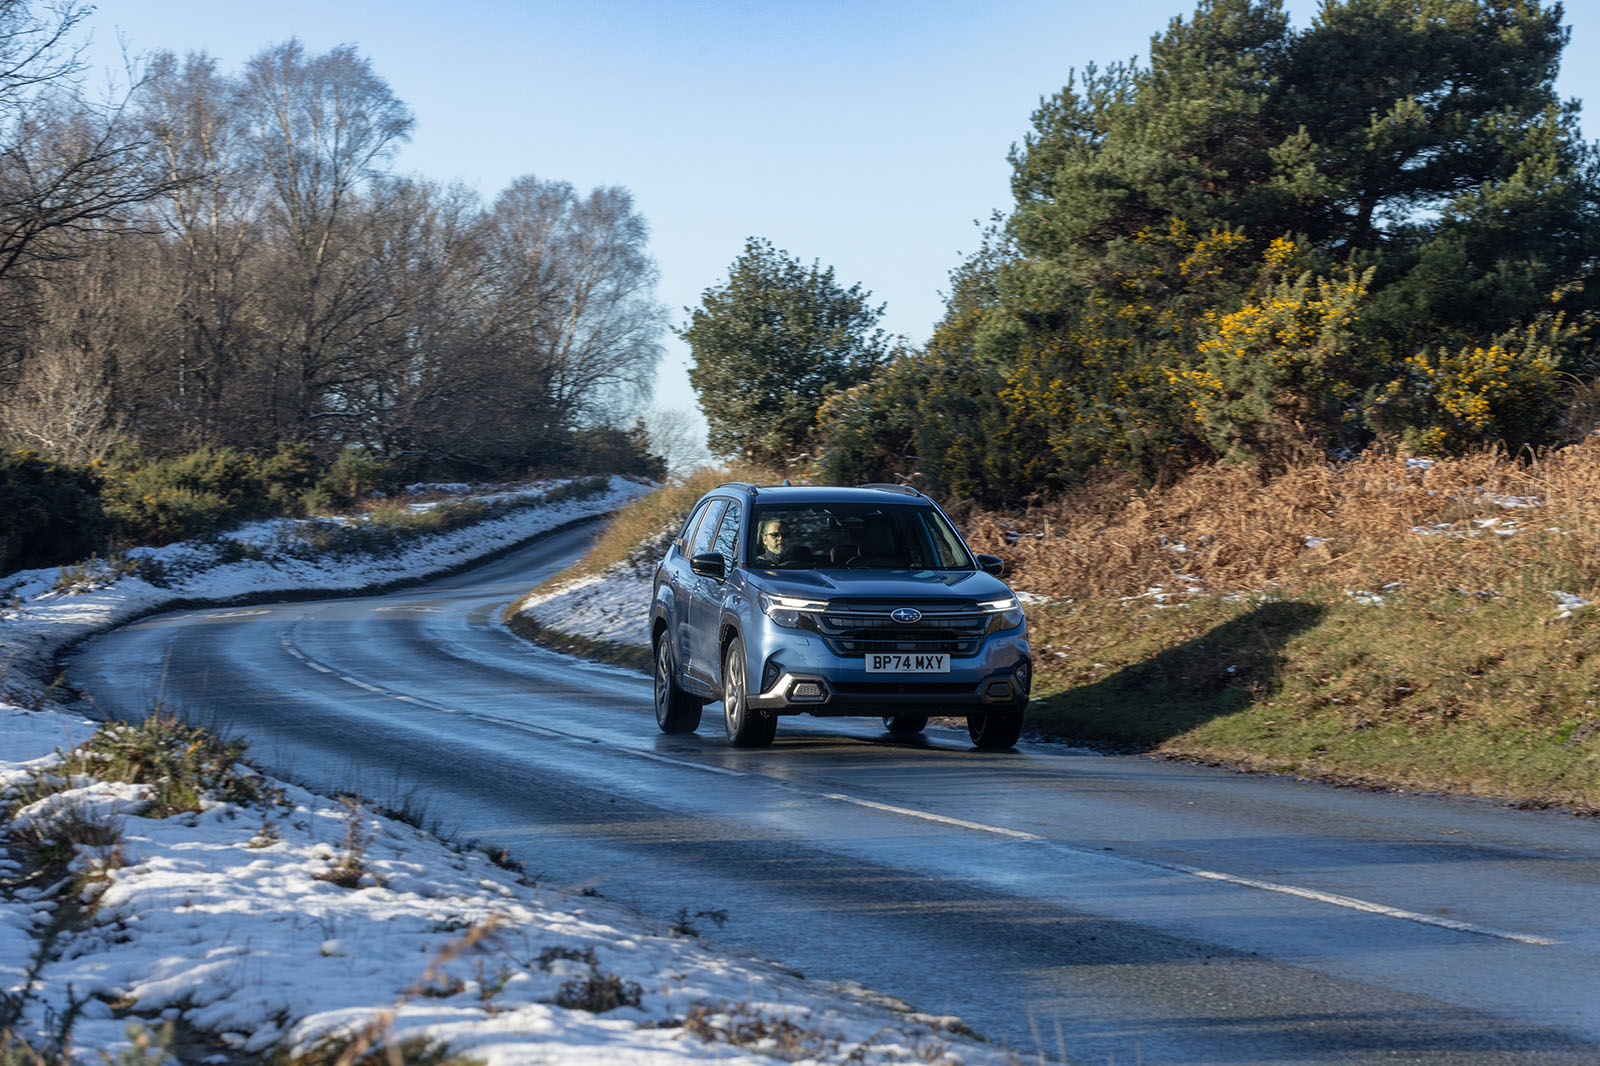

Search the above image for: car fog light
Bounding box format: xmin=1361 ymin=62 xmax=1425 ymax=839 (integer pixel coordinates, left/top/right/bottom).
xmin=790 ymin=681 xmax=825 ymax=701
xmin=985 ymin=680 xmax=1014 ymax=701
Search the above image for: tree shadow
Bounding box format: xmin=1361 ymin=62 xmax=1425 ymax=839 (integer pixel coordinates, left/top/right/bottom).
xmin=1034 ymin=600 xmax=1325 ymax=749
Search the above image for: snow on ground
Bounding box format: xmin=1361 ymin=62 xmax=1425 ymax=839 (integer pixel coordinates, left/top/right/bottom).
xmin=517 ymin=565 xmax=656 ymax=653
xmin=0 ymin=707 xmax=1011 ymax=1065
xmin=0 ymin=479 xmax=1023 ymax=1064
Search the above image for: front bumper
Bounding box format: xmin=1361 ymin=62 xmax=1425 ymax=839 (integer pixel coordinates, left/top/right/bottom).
xmin=743 ymin=628 xmax=1032 ymax=717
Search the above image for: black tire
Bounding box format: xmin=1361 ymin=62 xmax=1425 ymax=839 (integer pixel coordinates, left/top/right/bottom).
xmin=967 ymin=710 xmax=1022 ymax=750
xmin=653 ymin=632 xmax=701 ymax=734
xmin=722 ymin=637 xmax=776 ymax=747
xmin=882 ymin=714 xmax=928 ymax=736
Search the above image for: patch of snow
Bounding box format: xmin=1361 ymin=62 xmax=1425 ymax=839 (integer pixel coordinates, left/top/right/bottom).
xmin=1480 ymin=493 xmax=1541 ymax=510
xmin=520 ymin=565 xmax=653 ymax=650
xmin=1551 ymin=591 xmax=1593 ymax=620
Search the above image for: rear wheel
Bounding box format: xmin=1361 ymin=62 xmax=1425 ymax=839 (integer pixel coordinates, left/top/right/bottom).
xmin=882 ymin=714 xmax=927 ymax=736
xmin=967 ymin=710 xmax=1022 ymax=750
xmin=723 ymin=637 xmax=776 ymax=747
xmin=653 ymin=633 xmax=701 ymax=734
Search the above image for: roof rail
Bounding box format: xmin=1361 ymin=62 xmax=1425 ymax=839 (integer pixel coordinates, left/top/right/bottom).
xmin=717 ymin=481 xmax=760 ymax=495
xmin=856 ymin=482 xmax=923 ymax=497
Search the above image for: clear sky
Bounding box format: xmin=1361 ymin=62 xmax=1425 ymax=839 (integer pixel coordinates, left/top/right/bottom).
xmin=77 ymin=0 xmax=1600 ymax=433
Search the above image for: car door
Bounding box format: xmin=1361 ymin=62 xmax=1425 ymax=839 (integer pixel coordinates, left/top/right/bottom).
xmin=689 ymin=498 xmax=743 ymax=682
xmin=681 ymin=498 xmax=728 ymax=682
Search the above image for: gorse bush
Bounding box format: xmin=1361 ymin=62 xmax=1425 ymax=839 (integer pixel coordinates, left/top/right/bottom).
xmin=60 ymin=711 xmax=264 ymax=817
xmin=0 ymin=450 xmax=107 ymax=575
xmin=99 ymin=443 xmax=332 ymax=545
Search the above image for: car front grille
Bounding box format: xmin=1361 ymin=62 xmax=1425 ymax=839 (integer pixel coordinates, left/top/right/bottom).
xmin=816 ymin=601 xmax=987 ymax=658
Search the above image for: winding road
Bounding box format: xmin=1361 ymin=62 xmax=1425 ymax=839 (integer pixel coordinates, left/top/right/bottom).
xmin=66 ymin=521 xmax=1600 ymax=1064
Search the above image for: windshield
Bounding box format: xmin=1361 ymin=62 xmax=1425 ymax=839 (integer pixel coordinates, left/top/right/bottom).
xmin=747 ymin=502 xmax=976 ymax=570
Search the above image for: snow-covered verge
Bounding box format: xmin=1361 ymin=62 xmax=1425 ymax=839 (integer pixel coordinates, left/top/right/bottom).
xmin=1 ymin=479 xmax=1021 ymax=1064
xmin=0 ymin=477 xmax=651 ymax=709
xmin=513 ymin=556 xmax=657 ymax=657
xmin=0 ymin=708 xmax=1013 ymax=1065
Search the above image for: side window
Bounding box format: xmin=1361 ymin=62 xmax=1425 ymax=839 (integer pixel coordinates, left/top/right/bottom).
xmin=677 ymin=501 xmax=709 ymax=550
xmin=713 ymin=499 xmax=743 ymax=570
xmin=689 ymin=499 xmax=728 ymax=558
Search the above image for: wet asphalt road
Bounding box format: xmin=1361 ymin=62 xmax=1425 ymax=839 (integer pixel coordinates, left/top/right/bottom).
xmin=66 ymin=522 xmax=1600 ymax=1064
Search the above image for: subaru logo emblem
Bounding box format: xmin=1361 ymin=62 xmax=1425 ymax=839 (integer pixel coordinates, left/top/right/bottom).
xmin=890 ymin=607 xmax=922 ymax=624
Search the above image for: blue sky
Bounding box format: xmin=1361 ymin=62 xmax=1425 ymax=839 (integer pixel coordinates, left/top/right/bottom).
xmin=79 ymin=1 xmax=1600 ymax=428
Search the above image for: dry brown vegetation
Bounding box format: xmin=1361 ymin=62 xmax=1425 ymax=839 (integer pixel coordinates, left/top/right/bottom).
xmin=960 ymin=442 xmax=1600 ymax=603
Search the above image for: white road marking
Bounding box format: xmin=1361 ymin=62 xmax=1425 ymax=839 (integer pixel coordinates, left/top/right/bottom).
xmin=822 ymin=793 xmax=1045 ymax=840
xmin=1173 ymin=864 xmax=1560 ymax=946
xmin=632 ymin=750 xmax=744 ymax=776
xmin=338 ymin=676 xmax=385 ymax=693
xmin=820 ymin=792 xmax=1558 ymax=946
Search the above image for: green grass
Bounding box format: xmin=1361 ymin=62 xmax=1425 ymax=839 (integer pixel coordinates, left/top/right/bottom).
xmin=1026 ymin=588 xmax=1600 ymax=810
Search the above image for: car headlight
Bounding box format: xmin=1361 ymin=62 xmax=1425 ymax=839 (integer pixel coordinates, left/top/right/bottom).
xmin=979 ymin=596 xmax=1025 ymax=633
xmin=760 ymin=592 xmax=827 ymax=630
xmin=758 ymin=589 xmax=825 ymax=630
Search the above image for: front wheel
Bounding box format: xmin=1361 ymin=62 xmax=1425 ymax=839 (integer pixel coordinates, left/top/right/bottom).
xmin=967 ymin=710 xmax=1022 ymax=751
xmin=654 ymin=633 xmax=701 ymax=734
xmin=723 ymin=637 xmax=776 ymax=747
xmin=883 ymin=714 xmax=927 ymax=736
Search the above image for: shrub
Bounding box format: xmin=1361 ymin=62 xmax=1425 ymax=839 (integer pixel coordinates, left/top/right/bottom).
xmin=61 ymin=711 xmax=264 ymax=817
xmin=101 ymin=446 xmax=274 ymax=545
xmin=554 ymin=971 xmax=642 ymax=1013
xmin=313 ymin=448 xmax=392 ymax=511
xmin=0 ymin=449 xmax=107 ymax=576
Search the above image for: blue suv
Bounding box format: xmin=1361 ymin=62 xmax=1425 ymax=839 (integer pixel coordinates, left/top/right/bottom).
xmin=650 ymin=482 xmax=1032 ymax=749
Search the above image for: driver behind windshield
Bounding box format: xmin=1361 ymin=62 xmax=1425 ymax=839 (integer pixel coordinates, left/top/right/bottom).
xmin=753 ymin=517 xmax=799 ymax=567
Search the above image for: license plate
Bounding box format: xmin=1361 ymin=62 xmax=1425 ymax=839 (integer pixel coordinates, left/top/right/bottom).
xmin=865 ymin=652 xmax=949 ymax=674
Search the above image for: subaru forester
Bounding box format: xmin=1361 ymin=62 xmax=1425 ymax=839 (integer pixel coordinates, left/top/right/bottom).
xmin=649 ymin=482 xmax=1032 ymax=749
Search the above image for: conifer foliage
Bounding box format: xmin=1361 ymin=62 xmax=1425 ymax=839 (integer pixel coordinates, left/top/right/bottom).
xmin=682 ymin=238 xmax=890 ymax=468
xmin=819 ymin=0 xmax=1599 ymax=503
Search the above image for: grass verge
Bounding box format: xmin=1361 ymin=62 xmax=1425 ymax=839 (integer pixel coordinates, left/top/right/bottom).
xmin=1026 ymin=586 xmax=1600 ymax=811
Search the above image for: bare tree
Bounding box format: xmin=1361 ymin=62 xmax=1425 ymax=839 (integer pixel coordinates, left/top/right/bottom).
xmin=136 ymin=49 xmax=266 ymax=446
xmin=0 ymin=1 xmax=186 ymax=395
xmin=237 ymin=38 xmax=413 ymax=441
xmin=0 ymin=25 xmax=670 ymax=478
xmin=0 ymin=228 xmax=142 ymax=462
xmin=481 ymin=177 xmax=664 ymax=435
xmin=642 ymin=404 xmax=709 ymax=478
xmin=0 ymin=2 xmax=180 ymax=286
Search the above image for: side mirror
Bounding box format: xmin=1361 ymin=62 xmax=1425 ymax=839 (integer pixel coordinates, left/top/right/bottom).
xmin=975 ymin=554 xmax=1005 ymax=576
xmin=690 ymin=552 xmax=726 ymax=580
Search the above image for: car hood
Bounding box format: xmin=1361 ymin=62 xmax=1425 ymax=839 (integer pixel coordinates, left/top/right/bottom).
xmin=749 ymin=567 xmax=1013 ymax=603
